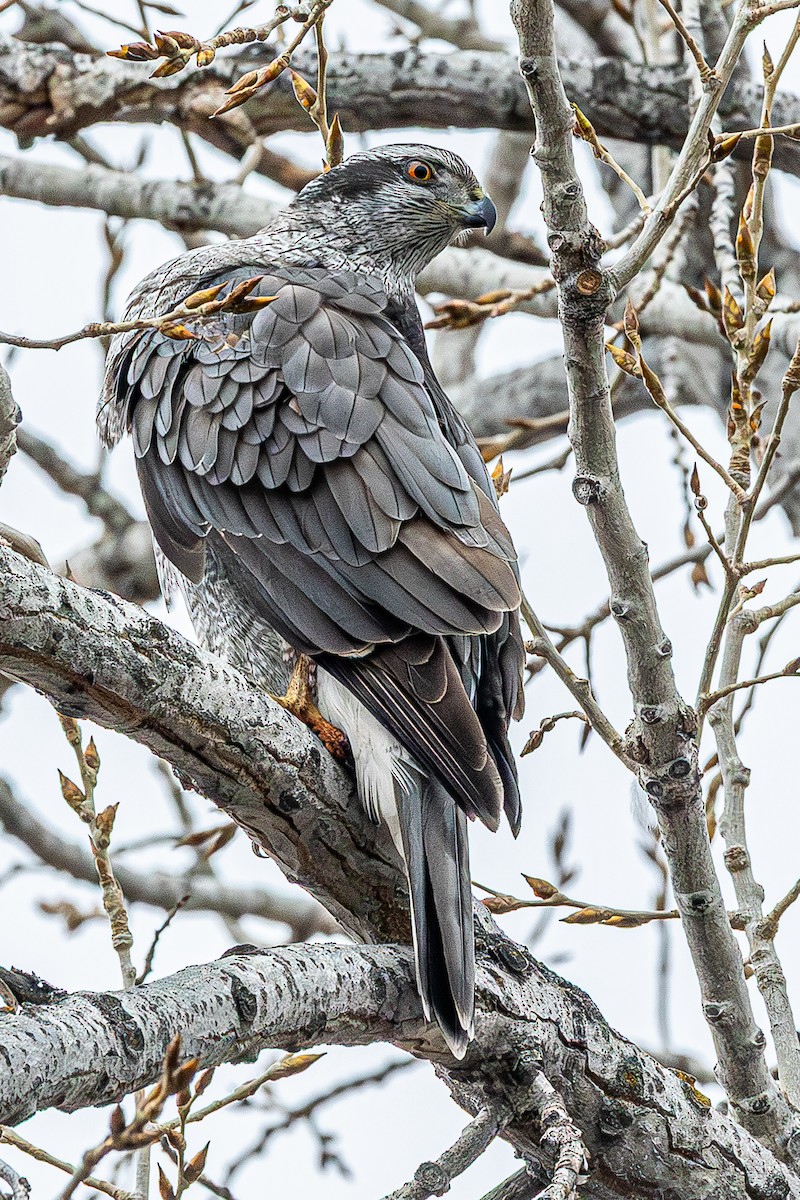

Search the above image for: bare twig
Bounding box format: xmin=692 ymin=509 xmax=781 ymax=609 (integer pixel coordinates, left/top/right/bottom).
xmin=0 ymin=1130 xmax=132 ymax=1200
xmin=654 ymin=0 xmax=716 ymax=82
xmin=521 ymin=596 xmax=633 ymax=769
xmin=475 ymin=877 xmax=679 ymax=927
xmin=136 ymin=895 xmax=189 ymax=985
xmin=529 ymin=1073 xmax=588 ymax=1200
xmin=764 ymin=878 xmax=800 ymax=937
xmin=380 ymin=1105 xmax=510 ymax=1200
xmin=0 ymin=275 xmax=277 ymax=351
xmin=0 ymin=1157 xmax=30 ymax=1200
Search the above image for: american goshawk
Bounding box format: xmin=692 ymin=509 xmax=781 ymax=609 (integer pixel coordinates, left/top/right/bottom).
xmin=100 ymin=144 xmax=525 ymax=1057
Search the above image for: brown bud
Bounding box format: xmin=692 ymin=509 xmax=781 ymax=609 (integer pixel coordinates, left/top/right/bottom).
xmin=289 ymin=69 xmax=317 ymax=111
xmin=110 ymin=1104 xmax=126 ymax=1138
xmin=150 ymin=58 xmax=188 ymax=79
xmin=94 ymin=803 xmax=118 ymax=848
xmin=84 ymin=737 xmax=100 ymax=772
xmin=58 ymin=770 xmax=85 ymax=810
xmin=562 ymin=906 xmax=607 ymax=925
xmin=196 ymin=46 xmax=216 ymax=67
xmin=159 ymin=322 xmax=197 ymax=340
xmin=482 ymin=895 xmax=528 ymax=915
xmin=226 ymin=69 xmax=261 ymax=94
xmin=194 ymin=1068 xmax=215 ymax=1096
xmin=522 ymin=875 xmax=559 ymax=900
xmin=326 ymin=111 xmax=344 ymax=169
xmin=736 ymin=212 xmax=755 ymax=280
xmin=722 ymin=286 xmax=744 ymax=341
xmin=491 ymin=455 xmax=511 ymax=499
xmin=184 ymin=1144 xmax=210 ymax=1185
xmin=712 ymin=132 xmax=742 ymax=162
xmin=157 ymin=1166 xmax=175 ymax=1200
xmin=742 ymin=319 xmax=772 ymax=384
xmin=623 ymin=297 xmax=640 ymax=346
xmin=157 ymin=29 xmax=198 ymax=50
xmin=183 ymin=283 xmax=226 ymax=310
xmin=703 ymin=277 xmax=722 ymax=317
xmin=269 ymin=1052 xmax=325 ymax=1081
xmin=107 ymin=42 xmax=160 ymax=62
xmin=756 ymin=266 xmax=776 ymax=307
xmin=606 ymin=342 xmax=641 ymax=377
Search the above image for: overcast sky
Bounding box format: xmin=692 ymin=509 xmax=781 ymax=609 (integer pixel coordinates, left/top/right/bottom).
xmin=2 ymin=2 xmax=800 ymax=1197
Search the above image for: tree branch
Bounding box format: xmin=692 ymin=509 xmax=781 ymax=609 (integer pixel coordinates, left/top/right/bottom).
xmin=509 ymin=0 xmax=800 ymax=1162
xmin=381 ymin=1105 xmax=510 ymax=1200
xmin=0 ymin=365 xmax=19 ymax=488
xmin=5 ymin=37 xmax=800 ymax=176
xmin=0 ymin=777 xmax=335 ymax=939
xmin=1 ymin=549 xmax=799 ymax=1193
xmin=0 ymin=942 xmax=421 ymax=1126
xmin=708 ymin=603 xmax=800 ymax=1108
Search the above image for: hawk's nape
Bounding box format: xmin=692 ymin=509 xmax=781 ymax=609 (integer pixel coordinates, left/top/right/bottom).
xmin=100 ymin=145 xmax=525 ymax=1058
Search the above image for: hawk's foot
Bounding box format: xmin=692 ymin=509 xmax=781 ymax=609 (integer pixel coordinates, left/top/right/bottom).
xmin=270 ymin=654 xmax=350 ymax=761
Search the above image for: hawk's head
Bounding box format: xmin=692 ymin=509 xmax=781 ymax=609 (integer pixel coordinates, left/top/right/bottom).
xmin=291 ymin=143 xmax=497 ymax=278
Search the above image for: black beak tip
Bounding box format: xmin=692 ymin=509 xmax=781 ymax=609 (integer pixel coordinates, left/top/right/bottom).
xmin=463 ymin=196 xmax=497 ymax=234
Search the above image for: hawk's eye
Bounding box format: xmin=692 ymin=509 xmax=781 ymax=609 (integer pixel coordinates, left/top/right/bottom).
xmin=406 ymin=160 xmax=434 ymax=184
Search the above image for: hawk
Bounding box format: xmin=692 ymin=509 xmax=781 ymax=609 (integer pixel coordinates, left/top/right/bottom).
xmin=100 ymin=144 xmax=525 ymax=1057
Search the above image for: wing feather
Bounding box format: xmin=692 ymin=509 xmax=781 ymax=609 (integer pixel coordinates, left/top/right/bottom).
xmin=115 ymin=264 xmax=522 ymax=827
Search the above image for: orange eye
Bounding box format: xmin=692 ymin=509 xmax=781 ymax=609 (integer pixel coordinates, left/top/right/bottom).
xmin=406 ymin=160 xmax=434 ymax=183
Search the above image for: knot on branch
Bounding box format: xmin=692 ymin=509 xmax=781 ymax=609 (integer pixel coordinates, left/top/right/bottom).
xmin=413 ymin=1161 xmax=449 ymax=1195
xmin=724 ymin=845 xmax=751 ymax=873
xmin=572 ymin=474 xmax=605 ymax=505
xmin=667 ymin=756 xmax=692 ymax=779
xmin=732 ymin=1089 xmax=773 ymax=1117
xmin=678 ymin=889 xmax=714 ymax=917
xmin=638 ymin=703 xmax=666 ymax=725
xmin=703 ymin=999 xmax=735 ymax=1024
xmin=610 ymin=598 xmax=633 ymax=621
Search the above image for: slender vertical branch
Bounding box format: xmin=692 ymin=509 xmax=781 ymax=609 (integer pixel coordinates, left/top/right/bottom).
xmin=509 ymin=0 xmax=800 ymax=1160
xmin=611 ymin=0 xmax=769 ymax=291
xmin=708 ymin=599 xmax=800 ymax=1108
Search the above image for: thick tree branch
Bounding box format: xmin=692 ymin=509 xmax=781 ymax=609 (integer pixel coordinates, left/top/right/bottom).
xmin=4 ymin=38 xmax=800 ymax=176
xmin=1 ymin=549 xmax=800 ymax=1194
xmin=0 ymin=942 xmax=421 ymax=1126
xmin=370 ymin=0 xmax=507 ymax=50
xmin=2 ymin=907 xmax=800 ymax=1197
xmin=510 ymin=0 xmax=800 ymax=1163
xmin=0 ymin=152 xmax=279 ymax=240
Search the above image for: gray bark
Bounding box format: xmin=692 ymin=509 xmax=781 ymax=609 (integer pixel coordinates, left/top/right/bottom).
xmin=1 ymin=546 xmax=800 ymax=1195
xmin=511 ymin=0 xmax=800 ymax=1166
xmin=3 ymin=37 xmax=800 ymax=177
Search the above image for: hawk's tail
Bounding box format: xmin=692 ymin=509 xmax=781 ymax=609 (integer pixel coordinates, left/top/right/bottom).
xmin=395 ymin=772 xmax=474 ymax=1059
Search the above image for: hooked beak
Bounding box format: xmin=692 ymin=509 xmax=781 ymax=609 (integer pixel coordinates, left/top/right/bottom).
xmin=460 ymin=194 xmax=497 ymax=234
